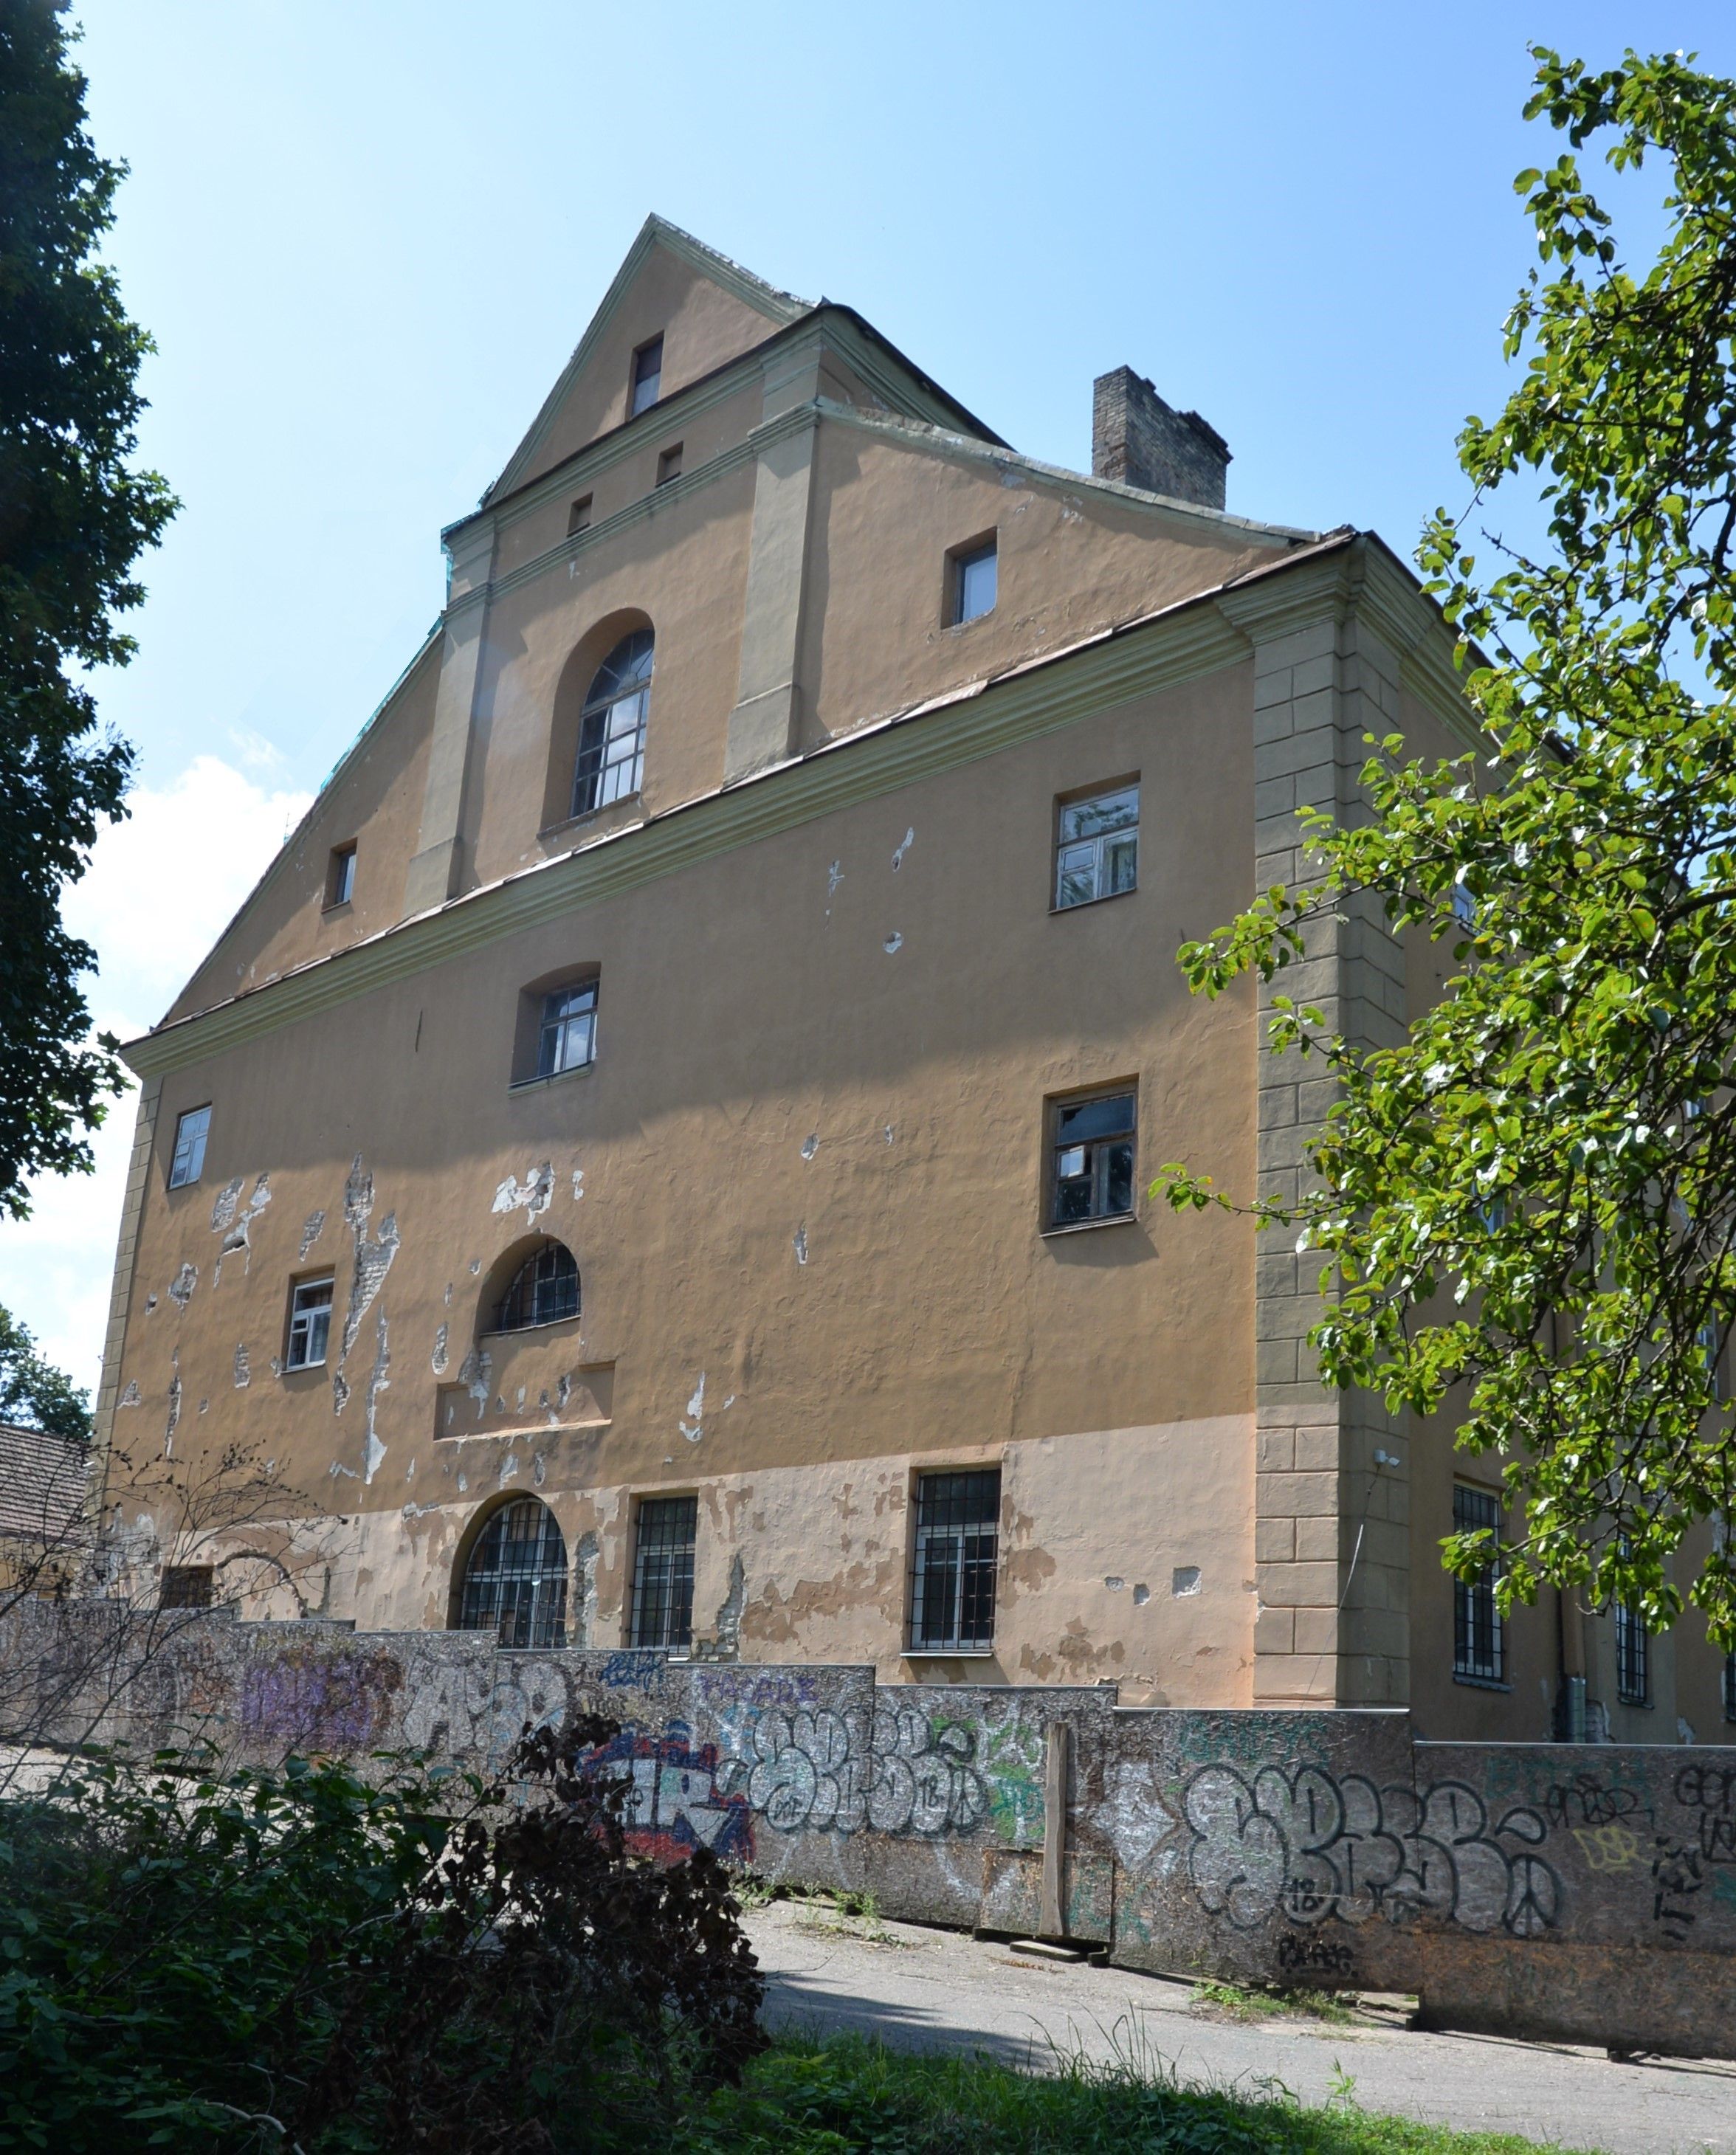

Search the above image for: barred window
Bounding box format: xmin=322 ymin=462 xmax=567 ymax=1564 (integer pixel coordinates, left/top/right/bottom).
xmin=631 ymin=1494 xmax=697 ymax=1649
xmin=1616 ymin=1597 xmax=1650 ymax=1706
xmin=910 ymin=1469 xmax=1000 ymax=1652
xmin=159 ymin=1563 xmax=213 ymax=1610
xmin=494 ymin=1242 xmax=579 ymax=1332
xmin=572 ymin=629 xmax=652 ymax=816
xmin=457 ymin=1497 xmax=568 ymax=1649
xmin=1452 ymin=1483 xmax=1504 ymax=1683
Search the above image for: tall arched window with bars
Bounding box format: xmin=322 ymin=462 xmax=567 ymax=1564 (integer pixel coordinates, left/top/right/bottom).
xmin=456 ymin=1497 xmax=568 ymax=1648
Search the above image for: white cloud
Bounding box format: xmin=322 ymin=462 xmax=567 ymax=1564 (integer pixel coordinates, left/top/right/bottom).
xmin=0 ymin=755 xmax=311 ymax=1395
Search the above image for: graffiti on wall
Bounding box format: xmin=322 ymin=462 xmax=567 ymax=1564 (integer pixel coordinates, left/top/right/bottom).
xmin=581 ymin=1721 xmax=755 ymax=1864
xmin=1182 ymin=1765 xmax=1560 ymax=1937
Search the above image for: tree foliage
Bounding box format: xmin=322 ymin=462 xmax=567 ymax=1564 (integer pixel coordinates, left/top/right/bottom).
xmin=1160 ymin=49 xmax=1736 ymax=1646
xmin=0 ymin=0 xmax=174 ymax=1218
xmin=0 ymin=1300 xmax=89 ymax=1439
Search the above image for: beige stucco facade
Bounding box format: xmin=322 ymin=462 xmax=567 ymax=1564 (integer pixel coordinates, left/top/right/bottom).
xmin=95 ymin=218 xmax=1733 ymax=1736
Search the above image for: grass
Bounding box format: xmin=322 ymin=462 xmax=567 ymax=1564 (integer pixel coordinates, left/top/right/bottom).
xmin=695 ymin=2032 xmax=1601 ymax=2155
xmin=1191 ymin=1979 xmax=1360 ymax=2026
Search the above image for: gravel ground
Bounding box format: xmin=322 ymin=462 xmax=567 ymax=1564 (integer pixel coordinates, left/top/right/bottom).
xmin=744 ymin=1900 xmax=1736 ymax=2155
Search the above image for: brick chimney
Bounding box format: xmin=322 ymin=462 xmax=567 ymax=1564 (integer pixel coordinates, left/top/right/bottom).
xmin=1092 ymin=367 xmax=1230 ymax=510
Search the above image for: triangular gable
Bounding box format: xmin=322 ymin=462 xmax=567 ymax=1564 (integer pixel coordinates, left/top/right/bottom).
xmin=485 ymin=215 xmax=811 ymax=506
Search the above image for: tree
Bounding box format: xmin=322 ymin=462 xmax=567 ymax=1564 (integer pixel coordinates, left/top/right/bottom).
xmin=0 ymin=1301 xmax=88 ymax=1438
xmin=1160 ymin=48 xmax=1736 ymax=1649
xmin=0 ymin=1 xmax=175 ymax=1219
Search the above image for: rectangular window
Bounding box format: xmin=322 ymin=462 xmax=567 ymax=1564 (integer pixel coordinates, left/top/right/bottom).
xmin=1048 ymin=1089 xmax=1136 ymax=1228
xmin=910 ymin=1469 xmax=1000 ymax=1652
xmin=951 ymin=537 xmax=997 ymax=625
xmin=656 ymin=442 xmax=683 ymax=486
xmin=285 ymin=1274 xmax=334 ymax=1370
xmin=1724 ymin=1650 xmax=1736 ymax=1723
xmin=1055 ymin=785 xmax=1139 ymax=910
xmin=537 ymin=981 xmax=597 ymax=1078
xmin=1452 ymin=1483 xmax=1504 ymax=1683
xmin=1615 ymin=1596 xmax=1650 ymax=1705
xmin=630 ymin=1494 xmax=697 ymax=1649
xmin=159 ymin=1563 xmax=214 ymax=1610
xmin=326 ymin=843 xmax=356 ymax=908
xmin=568 ymin=493 xmax=593 ymax=534
xmin=630 ymin=334 xmax=664 ymax=416
xmin=168 ymin=1105 xmax=210 ymax=1190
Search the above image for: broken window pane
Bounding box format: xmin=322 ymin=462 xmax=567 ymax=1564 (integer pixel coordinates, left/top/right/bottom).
xmin=1055 ymin=785 xmax=1139 ymax=909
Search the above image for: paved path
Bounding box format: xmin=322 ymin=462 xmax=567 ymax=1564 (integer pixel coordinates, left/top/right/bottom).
xmin=744 ymin=1902 xmax=1736 ymax=2154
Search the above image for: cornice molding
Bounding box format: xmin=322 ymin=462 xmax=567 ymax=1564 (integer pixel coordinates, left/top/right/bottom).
xmin=126 ymin=595 xmax=1249 ymax=1079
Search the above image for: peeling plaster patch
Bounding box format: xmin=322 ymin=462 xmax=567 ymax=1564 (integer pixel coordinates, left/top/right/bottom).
xmin=339 ymin=1158 xmax=399 ymax=1361
xmin=827 ymin=860 xmax=844 ymax=897
xmin=458 ymin=1347 xmax=492 ymax=1420
xmin=723 ymin=1394 xmax=736 ymax=1410
xmin=332 ymin=1373 xmax=351 ymax=1416
xmin=269 ymin=1356 xmax=281 ymax=1377
xmin=329 ymin=1461 xmax=358 ymax=1480
xmin=198 ymin=1398 xmax=209 ymax=1416
xmin=882 ymin=931 xmax=903 ymax=954
xmin=800 ymin=1134 xmax=819 ymax=1162
xmin=892 ymin=827 xmax=914 ymax=871
xmin=144 ymin=1295 xmax=158 ymax=1316
xmin=469 ymin=1259 xmax=480 ymax=1275
xmin=299 ymin=1210 xmax=326 ymax=1261
xmin=443 ymin=1281 xmax=453 ymax=1306
xmin=164 ymin=1373 xmax=182 ymax=1455
xmin=556 ymin=1373 xmax=572 ymax=1410
xmin=213 ymin=1175 xmax=272 ymax=1283
xmin=432 ymin=1323 xmax=449 ymax=1375
xmin=492 ymin=1161 xmax=553 ymax=1225
xmin=680 ymin=1372 xmax=706 ymax=1444
xmin=362 ymin=1308 xmax=390 ymax=1484
xmin=499 ymin=1452 xmax=520 ymax=1486
xmin=168 ymin=1263 xmax=197 ymax=1311
xmin=233 ymin=1344 xmax=250 ymax=1389
xmin=573 ymin=1531 xmax=599 ymax=1647
xmin=1172 ymin=1566 xmax=1202 ymax=1597
xmin=532 ymin=1453 xmax=546 ymax=1486
xmin=714 ymin=1552 xmax=745 ymax=1658
xmin=793 ymin=1226 xmax=808 ymax=1266
xmin=1132 ymin=1582 xmax=1151 ymax=1607
xmin=1680 ymin=1717 xmax=1698 ymax=1745
xmin=402 ymin=1500 xmax=441 ymax=1520
xmin=117 ymin=1382 xmax=140 ymax=1409
xmin=1104 ymin=1576 xmax=1126 ymax=1592
xmin=456 ymin=1472 xmax=468 ymax=1493
xmin=571 ymin=1169 xmax=584 ymax=1202
xmin=210 ymin=1176 xmax=245 ymax=1232
xmin=884 ymin=1125 xmax=895 ymax=1145
xmin=515 ymin=1385 xmax=526 ymax=1411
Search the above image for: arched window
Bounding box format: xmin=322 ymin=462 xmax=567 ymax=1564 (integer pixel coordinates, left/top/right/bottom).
xmin=494 ymin=1241 xmax=579 ymax=1331
xmin=457 ymin=1497 xmax=568 ymax=1648
xmin=572 ymin=628 xmax=652 ymax=817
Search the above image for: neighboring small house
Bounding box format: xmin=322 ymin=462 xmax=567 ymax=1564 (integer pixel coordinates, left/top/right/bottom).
xmin=0 ymin=1421 xmax=91 ymax=1599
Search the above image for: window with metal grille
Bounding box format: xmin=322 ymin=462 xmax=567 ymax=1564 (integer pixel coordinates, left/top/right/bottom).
xmin=285 ymin=1274 xmax=334 ymax=1370
xmin=494 ymin=1243 xmax=579 ymax=1332
xmin=1049 ymin=1091 xmax=1136 ymax=1227
xmin=1452 ymin=1483 xmax=1504 ymax=1683
xmin=572 ymin=629 xmax=652 ymax=817
xmin=631 ymin=1495 xmax=697 ymax=1649
xmin=168 ymin=1104 xmax=210 ymax=1190
xmin=1615 ymin=1595 xmax=1650 ymax=1705
xmin=457 ymin=1497 xmax=568 ymax=1649
xmin=537 ymin=981 xmax=596 ymax=1078
xmin=909 ymin=1469 xmax=1000 ymax=1652
xmin=1055 ymin=785 xmax=1138 ymax=910
xmin=630 ymin=334 xmax=663 ymax=416
xmin=159 ymin=1564 xmax=214 ymax=1610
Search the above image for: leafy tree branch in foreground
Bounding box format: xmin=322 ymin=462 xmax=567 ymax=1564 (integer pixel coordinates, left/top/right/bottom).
xmin=1158 ymin=48 xmax=1736 ymax=1647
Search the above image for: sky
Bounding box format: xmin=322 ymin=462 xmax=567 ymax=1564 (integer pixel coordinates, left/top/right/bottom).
xmin=4 ymin=0 xmax=1734 ymax=1393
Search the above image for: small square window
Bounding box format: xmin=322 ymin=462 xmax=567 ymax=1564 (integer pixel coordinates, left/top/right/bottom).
xmin=951 ymin=537 xmax=997 ymax=625
xmin=285 ymin=1274 xmax=334 ymax=1371
xmin=1055 ymin=785 xmax=1139 ymax=909
xmin=909 ymin=1469 xmax=1000 ymax=1651
xmin=1452 ymin=1483 xmax=1504 ymax=1683
xmin=1047 ymin=1089 xmax=1136 ymax=1228
xmin=159 ymin=1563 xmax=214 ymax=1610
xmin=326 ymin=844 xmax=356 ymax=909
xmin=537 ymin=981 xmax=597 ymax=1078
xmin=630 ymin=334 xmax=664 ymax=416
xmin=568 ymin=493 xmax=593 ymax=535
xmin=656 ymin=442 xmax=683 ymax=487
xmin=631 ymin=1494 xmax=697 ymax=1649
xmin=168 ymin=1105 xmax=210 ymax=1190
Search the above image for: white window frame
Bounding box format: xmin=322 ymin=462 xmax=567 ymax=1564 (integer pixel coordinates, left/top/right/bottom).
xmin=1054 ymin=784 xmax=1140 ymax=911
xmin=168 ymin=1106 xmax=210 ymax=1190
xmin=537 ymin=982 xmax=597 ymax=1079
xmin=285 ymin=1274 xmax=334 ymax=1370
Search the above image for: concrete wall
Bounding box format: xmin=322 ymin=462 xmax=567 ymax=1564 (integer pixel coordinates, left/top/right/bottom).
xmin=13 ymin=1604 xmax=1733 ymax=2061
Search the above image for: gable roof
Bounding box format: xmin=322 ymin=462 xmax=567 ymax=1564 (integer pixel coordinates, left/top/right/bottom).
xmin=485 ymin=214 xmax=813 ymax=506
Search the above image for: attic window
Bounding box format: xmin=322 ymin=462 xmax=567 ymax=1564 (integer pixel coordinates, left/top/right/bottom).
xmin=326 ymin=844 xmax=356 ymax=909
xmin=568 ymin=494 xmax=593 ymax=535
xmin=630 ymin=335 xmax=664 ymax=416
xmin=656 ymin=443 xmax=683 ymax=487
xmin=950 ymin=537 xmax=997 ymax=626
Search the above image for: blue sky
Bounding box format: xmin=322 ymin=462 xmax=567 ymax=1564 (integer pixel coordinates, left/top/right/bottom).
xmin=6 ymin=0 xmax=1734 ymax=1387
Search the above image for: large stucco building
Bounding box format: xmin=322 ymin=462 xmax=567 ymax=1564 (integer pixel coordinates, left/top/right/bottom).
xmin=93 ymin=219 xmax=1732 ymax=1740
